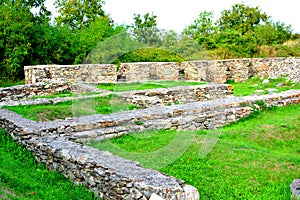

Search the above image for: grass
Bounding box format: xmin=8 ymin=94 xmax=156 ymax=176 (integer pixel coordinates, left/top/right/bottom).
xmin=97 ymin=80 xmax=205 ymax=92
xmin=3 ymin=77 xmax=300 ymax=121
xmin=229 ymin=77 xmax=300 ymax=96
xmin=29 ymin=91 xmax=74 ymax=99
xmin=0 ymin=80 xmax=25 ymax=88
xmin=3 ymin=94 xmax=138 ymax=121
xmin=90 ymin=104 xmax=300 ymax=199
xmin=29 ymin=91 xmax=102 ymax=100
xmin=111 ymin=47 xmax=185 ymax=65
xmin=0 ymin=129 xmax=97 ymax=200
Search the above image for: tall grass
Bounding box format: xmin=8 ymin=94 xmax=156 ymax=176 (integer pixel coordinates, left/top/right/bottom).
xmin=0 ymin=129 xmax=97 ymax=200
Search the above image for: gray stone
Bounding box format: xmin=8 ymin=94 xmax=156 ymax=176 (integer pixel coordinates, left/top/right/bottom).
xmin=291 ymin=179 xmax=300 ymax=198
xmin=262 ymin=79 xmax=270 ymax=84
xmin=276 ymin=83 xmax=284 ymax=87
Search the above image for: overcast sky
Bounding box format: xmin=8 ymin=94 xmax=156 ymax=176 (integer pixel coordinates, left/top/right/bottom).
xmin=45 ymin=0 xmax=300 ymax=33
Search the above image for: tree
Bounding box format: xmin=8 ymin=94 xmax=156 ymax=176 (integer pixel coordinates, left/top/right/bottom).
xmin=73 ymin=16 xmax=121 ymax=64
xmin=217 ymin=4 xmax=268 ymax=34
xmin=55 ymin=0 xmax=105 ymax=29
xmin=161 ymin=30 xmax=179 ymax=50
xmin=0 ymin=0 xmax=51 ymax=81
xmin=182 ymin=11 xmax=217 ymax=49
xmin=132 ymin=13 xmax=162 ymax=46
xmin=254 ymin=22 xmax=292 ymax=45
xmin=84 ymin=31 xmax=147 ymax=64
xmin=183 ymin=11 xmax=216 ymax=40
xmin=171 ymin=36 xmax=211 ymax=60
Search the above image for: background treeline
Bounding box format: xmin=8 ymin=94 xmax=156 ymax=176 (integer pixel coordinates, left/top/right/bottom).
xmin=1 ymin=0 xmax=300 ymax=83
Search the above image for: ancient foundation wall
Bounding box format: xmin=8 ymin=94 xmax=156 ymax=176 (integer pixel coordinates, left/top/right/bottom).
xmin=24 ymin=64 xmax=117 ymax=84
xmin=0 ymin=110 xmax=199 ymax=200
xmin=1 ymin=90 xmax=300 ymax=199
xmin=24 ymin=57 xmax=300 ymax=84
xmin=0 ymin=82 xmax=71 ymax=102
xmin=120 ymin=84 xmax=233 ymax=108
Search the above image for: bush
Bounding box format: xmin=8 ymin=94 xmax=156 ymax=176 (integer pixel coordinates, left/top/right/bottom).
xmin=112 ymin=47 xmax=185 ymax=64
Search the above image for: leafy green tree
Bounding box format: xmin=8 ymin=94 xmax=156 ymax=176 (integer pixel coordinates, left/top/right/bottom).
xmin=212 ymin=29 xmax=258 ymax=58
xmin=84 ymin=31 xmax=147 ymax=64
xmin=217 ymin=3 xmax=268 ymax=34
xmin=183 ymin=11 xmax=216 ymax=40
xmin=255 ymin=22 xmax=292 ymax=45
xmin=72 ymin=16 xmax=119 ymax=64
xmin=0 ymin=0 xmax=51 ymax=81
xmin=55 ymin=0 xmax=105 ymax=29
xmin=171 ymin=36 xmax=211 ymax=60
xmin=132 ymin=13 xmax=162 ymax=46
xmin=182 ymin=11 xmax=217 ymax=49
xmin=183 ymin=3 xmax=293 ymax=59
xmin=161 ymin=30 xmax=179 ymax=50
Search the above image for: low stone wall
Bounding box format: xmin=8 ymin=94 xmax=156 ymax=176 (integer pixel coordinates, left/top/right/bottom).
xmin=120 ymin=84 xmax=233 ymax=108
xmin=1 ymin=90 xmax=299 ymax=199
xmin=24 ymin=64 xmax=117 ymax=84
xmin=65 ymin=90 xmax=300 ymax=143
xmin=1 ymin=90 xmax=299 ymax=142
xmin=117 ymin=62 xmax=180 ymax=82
xmin=24 ymin=57 xmax=300 ymax=84
xmin=0 ymin=109 xmax=199 ymax=200
xmin=0 ymin=82 xmax=71 ymax=102
xmin=183 ymin=57 xmax=300 ymax=83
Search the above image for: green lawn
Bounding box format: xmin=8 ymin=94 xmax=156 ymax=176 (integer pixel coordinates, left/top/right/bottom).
xmin=90 ymin=104 xmax=300 ymax=199
xmin=0 ymin=81 xmax=25 ymax=88
xmin=229 ymin=77 xmax=300 ymax=96
xmin=0 ymin=129 xmax=97 ymax=200
xmin=3 ymin=78 xmax=300 ymax=122
xmin=97 ymin=80 xmax=205 ymax=92
xmin=29 ymin=91 xmax=102 ymax=100
xmin=3 ymin=94 xmax=138 ymax=121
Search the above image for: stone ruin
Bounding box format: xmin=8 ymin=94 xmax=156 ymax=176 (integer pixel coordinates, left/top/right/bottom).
xmin=25 ymin=57 xmax=300 ymax=84
xmin=0 ymin=57 xmax=300 ymax=199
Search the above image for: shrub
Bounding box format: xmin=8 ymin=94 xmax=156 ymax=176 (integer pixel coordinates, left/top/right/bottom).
xmin=112 ymin=47 xmax=185 ymax=64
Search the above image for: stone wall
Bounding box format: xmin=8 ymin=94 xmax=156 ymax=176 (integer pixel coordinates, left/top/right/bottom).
xmin=24 ymin=64 xmax=117 ymax=84
xmin=0 ymin=110 xmax=199 ymax=199
xmin=0 ymin=82 xmax=71 ymax=102
xmin=1 ymin=90 xmax=299 ymax=143
xmin=24 ymin=57 xmax=300 ymax=84
xmin=117 ymin=62 xmax=180 ymax=82
xmin=1 ymin=90 xmax=299 ymax=199
xmin=120 ymin=84 xmax=233 ymax=108
xmin=182 ymin=57 xmax=300 ymax=83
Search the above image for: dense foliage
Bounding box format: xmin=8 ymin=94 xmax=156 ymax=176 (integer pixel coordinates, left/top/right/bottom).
xmin=112 ymin=47 xmax=185 ymax=64
xmin=183 ymin=4 xmax=294 ymax=59
xmin=0 ymin=1 xmax=299 ymax=83
xmin=0 ymin=0 xmax=119 ymax=82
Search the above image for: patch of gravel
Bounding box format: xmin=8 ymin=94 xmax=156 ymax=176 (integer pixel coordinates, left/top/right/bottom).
xmin=0 ymin=186 xmax=16 ymax=199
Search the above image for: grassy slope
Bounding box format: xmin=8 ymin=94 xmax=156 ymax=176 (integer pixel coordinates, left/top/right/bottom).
xmin=0 ymin=129 xmax=97 ymax=200
xmin=91 ymin=104 xmax=300 ymax=200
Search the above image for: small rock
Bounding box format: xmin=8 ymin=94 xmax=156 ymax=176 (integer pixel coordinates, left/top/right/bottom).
xmin=262 ymin=79 xmax=270 ymax=84
xmin=266 ymin=88 xmax=278 ymax=94
xmin=254 ymin=90 xmax=265 ymax=94
xmin=150 ymin=193 xmax=165 ymax=200
xmin=276 ymin=83 xmax=284 ymax=87
xmin=291 ymin=179 xmax=300 ymax=198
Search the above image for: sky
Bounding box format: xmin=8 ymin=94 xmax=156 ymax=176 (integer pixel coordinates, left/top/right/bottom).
xmin=45 ymin=0 xmax=300 ymax=33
